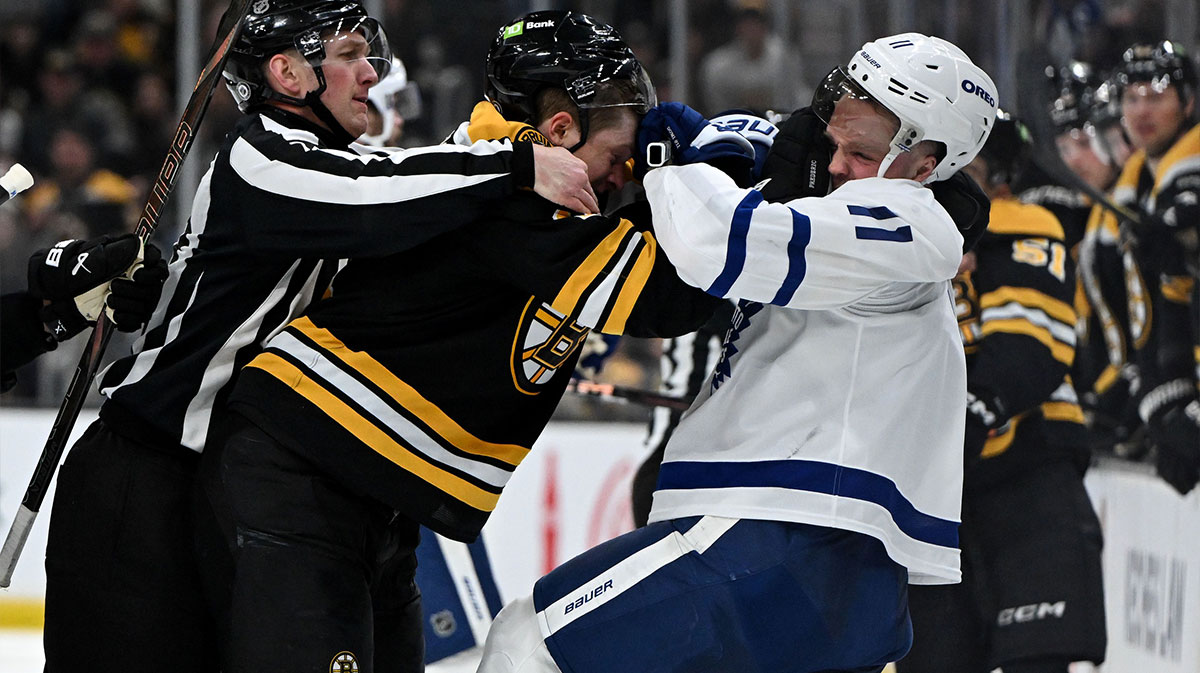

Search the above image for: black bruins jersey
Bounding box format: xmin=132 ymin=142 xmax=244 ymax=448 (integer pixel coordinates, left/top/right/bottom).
xmin=1100 ymin=124 xmax=1200 ymax=424
xmin=1019 ymin=182 xmax=1117 ymax=433
xmin=955 ymin=198 xmax=1088 ymax=485
xmin=229 ymin=106 xmax=721 ymax=541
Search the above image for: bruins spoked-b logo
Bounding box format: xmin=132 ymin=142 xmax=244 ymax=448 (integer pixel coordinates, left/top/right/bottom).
xmin=330 ymin=651 xmax=359 ymax=673
xmin=511 ymin=299 xmax=589 ymax=394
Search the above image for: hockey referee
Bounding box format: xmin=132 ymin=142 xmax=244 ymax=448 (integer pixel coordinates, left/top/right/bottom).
xmin=39 ymin=2 xmax=598 ymax=672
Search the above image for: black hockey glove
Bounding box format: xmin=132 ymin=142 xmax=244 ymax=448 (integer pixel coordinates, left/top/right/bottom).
xmin=107 ymin=242 xmax=167 ymax=332
xmin=964 ymin=388 xmax=1007 ymax=466
xmin=1141 ymin=383 xmax=1200 ymax=495
xmin=930 ymin=171 xmax=990 ymax=253
xmin=28 ymin=234 xmax=143 ymax=341
xmin=635 ymin=102 xmax=756 ymax=185
xmin=758 ymin=107 xmax=832 ymax=203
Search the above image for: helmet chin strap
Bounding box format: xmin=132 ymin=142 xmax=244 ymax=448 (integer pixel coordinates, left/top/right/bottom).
xmin=566 ymin=108 xmax=590 ymax=153
xmin=303 ymin=66 xmax=358 ymax=146
xmin=875 ymin=117 xmax=919 ymax=180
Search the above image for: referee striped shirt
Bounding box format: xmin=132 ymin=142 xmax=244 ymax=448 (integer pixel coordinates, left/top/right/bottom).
xmin=97 ymin=108 xmax=534 ymax=452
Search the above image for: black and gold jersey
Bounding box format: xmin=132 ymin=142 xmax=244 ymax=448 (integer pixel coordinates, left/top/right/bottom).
xmin=1105 ymin=123 xmax=1200 ymax=422
xmin=955 ymin=198 xmax=1088 ymax=484
xmin=229 ymin=175 xmax=721 ymax=541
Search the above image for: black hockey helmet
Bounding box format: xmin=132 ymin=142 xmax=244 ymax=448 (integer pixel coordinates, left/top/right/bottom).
xmin=978 ymin=110 xmax=1033 ymax=187
xmin=223 ymin=0 xmax=391 ymax=140
xmin=1115 ymin=40 xmax=1197 ymax=103
xmin=1045 ymin=60 xmax=1095 ymax=133
xmin=1087 ymin=76 xmax=1122 ymax=129
xmin=486 ymin=10 xmax=655 ymax=150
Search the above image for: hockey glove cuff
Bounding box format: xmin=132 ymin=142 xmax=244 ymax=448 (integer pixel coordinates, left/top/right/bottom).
xmin=930 ymin=172 xmax=990 ymax=253
xmin=636 ymin=103 xmax=755 ymax=184
xmin=757 ymin=107 xmax=832 ymax=203
xmin=710 ymin=110 xmax=779 ymax=183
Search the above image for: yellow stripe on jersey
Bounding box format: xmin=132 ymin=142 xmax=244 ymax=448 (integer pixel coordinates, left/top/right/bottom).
xmin=552 ymin=219 xmax=635 ymax=316
xmin=1042 ymin=400 xmax=1086 ymax=423
xmin=981 ymin=286 xmax=1075 ymax=325
xmin=981 ymin=416 xmax=1021 ymax=458
xmin=1094 ymin=364 xmax=1121 ymax=394
xmin=980 ymin=318 xmax=1074 ymax=365
xmin=292 ymin=317 xmax=530 ymax=467
xmin=247 ymin=353 xmax=501 ymax=512
xmin=1162 ymin=275 xmax=1195 ymax=303
xmin=986 ymin=200 xmax=1065 ymax=240
xmin=600 ymin=229 xmax=657 ymax=334
xmin=1151 ymin=125 xmax=1200 ymax=197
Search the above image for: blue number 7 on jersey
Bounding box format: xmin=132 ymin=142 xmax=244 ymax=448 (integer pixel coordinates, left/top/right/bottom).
xmin=848 ymin=205 xmax=913 ymax=242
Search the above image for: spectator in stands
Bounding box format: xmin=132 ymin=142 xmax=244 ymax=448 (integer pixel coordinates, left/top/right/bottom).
xmin=22 ymin=127 xmax=138 ymax=241
xmin=697 ymin=1 xmax=807 ymax=114
xmin=20 ymin=50 xmax=131 ymax=176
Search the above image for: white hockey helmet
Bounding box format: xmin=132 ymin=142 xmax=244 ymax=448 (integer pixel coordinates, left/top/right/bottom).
xmin=813 ymin=33 xmax=998 ymax=183
xmin=359 ymin=56 xmax=408 ymax=147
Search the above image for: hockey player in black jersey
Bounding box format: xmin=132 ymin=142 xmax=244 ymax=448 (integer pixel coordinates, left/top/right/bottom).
xmin=38 ymin=2 xmax=602 ymax=672
xmin=1039 ymin=66 xmax=1144 ymax=453
xmin=897 ymin=112 xmax=1107 ymax=673
xmin=1107 ymin=41 xmax=1200 ymax=495
xmin=197 ymin=10 xmax=736 ymax=673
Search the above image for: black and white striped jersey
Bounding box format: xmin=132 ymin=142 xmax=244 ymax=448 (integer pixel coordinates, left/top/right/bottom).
xmin=96 ymin=108 xmax=534 ymax=452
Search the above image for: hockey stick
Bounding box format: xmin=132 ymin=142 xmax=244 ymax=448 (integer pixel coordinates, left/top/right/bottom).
xmin=566 ymin=379 xmax=694 ymax=411
xmin=1028 ymin=145 xmax=1144 ymax=227
xmin=0 ymin=0 xmax=255 ymax=588
xmin=0 ymin=164 xmax=34 ymax=206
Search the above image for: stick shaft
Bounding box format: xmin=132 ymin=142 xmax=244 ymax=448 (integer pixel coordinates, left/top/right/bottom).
xmin=0 ymin=0 xmax=255 ymax=589
xmin=567 ymin=379 xmax=693 ymax=411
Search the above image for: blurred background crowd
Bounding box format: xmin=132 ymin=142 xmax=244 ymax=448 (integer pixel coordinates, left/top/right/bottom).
xmin=0 ymin=0 xmax=1195 ymax=429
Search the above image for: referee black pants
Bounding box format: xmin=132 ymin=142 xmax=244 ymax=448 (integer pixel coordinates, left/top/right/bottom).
xmin=196 ymin=412 xmax=424 ymax=673
xmin=43 ymin=419 xmax=218 ymax=673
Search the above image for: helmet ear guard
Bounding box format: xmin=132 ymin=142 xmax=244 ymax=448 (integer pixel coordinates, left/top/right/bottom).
xmin=815 ymin=33 xmax=998 ymax=184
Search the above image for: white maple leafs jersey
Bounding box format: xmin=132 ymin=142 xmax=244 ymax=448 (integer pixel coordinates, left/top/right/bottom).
xmin=643 ymin=165 xmax=968 ymax=584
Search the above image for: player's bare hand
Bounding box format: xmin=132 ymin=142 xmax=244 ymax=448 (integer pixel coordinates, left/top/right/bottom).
xmin=532 ymin=145 xmax=599 ymax=214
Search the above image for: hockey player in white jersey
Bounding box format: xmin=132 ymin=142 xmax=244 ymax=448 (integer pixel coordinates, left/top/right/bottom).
xmin=477 ymin=33 xmax=996 ymax=673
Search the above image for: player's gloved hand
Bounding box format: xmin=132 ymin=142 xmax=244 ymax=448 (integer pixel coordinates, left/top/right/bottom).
xmin=964 ymin=389 xmax=1006 ymax=466
xmin=636 ymin=102 xmax=755 ymax=185
xmin=758 ymin=107 xmax=832 ymax=202
xmin=574 ymin=332 xmax=621 ymax=380
xmin=930 ymin=171 xmax=990 ymax=253
xmin=1141 ymin=385 xmax=1200 ymax=495
xmin=106 ymin=242 xmax=168 ymax=332
xmin=28 ymin=234 xmax=143 ymax=341
xmin=710 ymin=110 xmax=778 ymax=182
